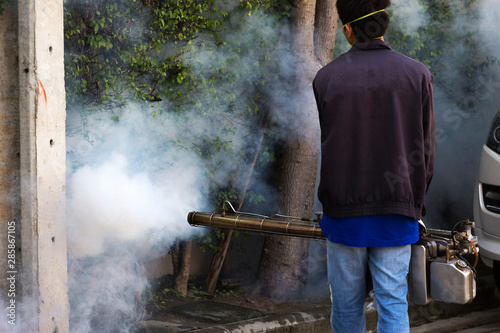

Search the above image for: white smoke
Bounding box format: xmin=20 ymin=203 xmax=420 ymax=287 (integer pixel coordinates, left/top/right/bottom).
xmin=479 ymin=0 xmax=500 ymax=55
xmin=65 ymin=104 xmax=211 ymax=331
xmin=390 ymin=0 xmax=428 ymax=35
xmin=68 ymin=247 xmax=149 ymax=333
xmin=66 ymin=106 xmax=207 ymax=258
xmin=67 ymin=152 xmax=201 ymax=257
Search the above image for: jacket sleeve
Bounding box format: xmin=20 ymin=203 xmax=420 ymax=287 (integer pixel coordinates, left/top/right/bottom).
xmin=312 ymin=78 xmax=323 ymax=120
xmin=422 ymin=74 xmax=436 ymax=194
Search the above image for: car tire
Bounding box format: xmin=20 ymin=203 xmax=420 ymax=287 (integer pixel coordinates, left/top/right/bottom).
xmin=493 ymin=261 xmax=500 ymax=291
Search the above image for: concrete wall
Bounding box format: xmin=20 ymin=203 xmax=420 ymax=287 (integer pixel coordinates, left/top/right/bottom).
xmin=144 ymin=234 xmax=265 ymax=281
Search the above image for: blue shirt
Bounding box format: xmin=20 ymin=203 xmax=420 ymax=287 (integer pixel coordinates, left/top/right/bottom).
xmin=320 ymin=214 xmax=419 ymax=247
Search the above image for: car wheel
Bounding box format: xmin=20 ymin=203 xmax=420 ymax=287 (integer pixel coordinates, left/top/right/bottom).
xmin=493 ymin=261 xmax=500 ymax=291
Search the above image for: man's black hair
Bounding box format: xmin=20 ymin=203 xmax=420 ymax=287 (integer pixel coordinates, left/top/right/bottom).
xmin=336 ymin=0 xmax=391 ymax=43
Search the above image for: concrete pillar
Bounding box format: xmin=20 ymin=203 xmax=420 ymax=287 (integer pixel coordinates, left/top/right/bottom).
xmin=18 ymin=0 xmax=69 ymax=332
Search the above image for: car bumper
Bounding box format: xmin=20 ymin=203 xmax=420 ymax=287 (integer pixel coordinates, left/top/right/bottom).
xmin=474 ymin=145 xmax=500 ymax=267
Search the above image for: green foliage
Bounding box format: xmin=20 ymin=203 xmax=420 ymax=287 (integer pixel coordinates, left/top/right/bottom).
xmin=386 ymin=0 xmax=487 ymax=115
xmin=64 ymin=0 xmax=286 ymax=189
xmin=239 ymin=0 xmax=292 ymax=19
xmin=64 ymin=0 xmax=227 ymax=107
xmin=0 ymin=0 xmax=13 ymax=15
xmin=246 ymin=191 xmax=265 ymax=206
xmin=386 ymin=1 xmax=478 ymax=75
xmin=149 ymin=279 xmax=247 ymax=306
xmin=64 ymin=0 xmax=288 ymax=107
xmin=148 ymin=285 xmax=210 ymax=306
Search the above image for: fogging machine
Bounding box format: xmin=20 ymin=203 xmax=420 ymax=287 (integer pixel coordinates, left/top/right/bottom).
xmin=187 ymin=201 xmax=479 ymax=305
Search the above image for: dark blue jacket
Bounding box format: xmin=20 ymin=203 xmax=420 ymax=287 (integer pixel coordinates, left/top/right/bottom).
xmin=313 ymin=39 xmax=436 ymax=220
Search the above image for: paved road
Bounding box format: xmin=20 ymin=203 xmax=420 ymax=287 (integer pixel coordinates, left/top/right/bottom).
xmin=455 ymin=321 xmax=500 ymax=333
xmin=411 ymin=307 xmax=500 ymax=333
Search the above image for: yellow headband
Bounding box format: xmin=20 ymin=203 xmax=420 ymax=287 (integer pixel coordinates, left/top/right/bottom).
xmin=342 ymin=9 xmax=386 ymax=29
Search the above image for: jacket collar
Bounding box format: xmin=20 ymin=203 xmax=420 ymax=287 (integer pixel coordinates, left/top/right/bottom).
xmin=349 ymin=39 xmax=391 ymax=52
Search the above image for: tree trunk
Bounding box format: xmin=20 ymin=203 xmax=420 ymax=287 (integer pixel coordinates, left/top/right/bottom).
xmin=256 ymin=0 xmax=338 ymax=300
xmin=257 ymin=136 xmax=319 ymax=299
xmin=314 ymin=0 xmax=338 ymax=66
xmin=171 ymin=239 xmax=192 ymax=296
xmin=204 ymin=229 xmax=233 ymax=294
xmin=257 ymin=0 xmax=317 ymax=300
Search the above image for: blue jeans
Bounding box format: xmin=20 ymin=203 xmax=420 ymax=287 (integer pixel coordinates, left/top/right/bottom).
xmin=326 ymin=240 xmax=411 ymax=333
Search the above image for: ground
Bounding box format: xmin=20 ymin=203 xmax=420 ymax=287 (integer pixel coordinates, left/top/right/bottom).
xmin=144 ymin=275 xmax=331 ymax=328
xmin=144 ymin=268 xmax=500 ymax=330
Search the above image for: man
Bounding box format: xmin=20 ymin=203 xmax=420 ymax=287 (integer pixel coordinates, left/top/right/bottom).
xmin=312 ymin=0 xmax=436 ymax=332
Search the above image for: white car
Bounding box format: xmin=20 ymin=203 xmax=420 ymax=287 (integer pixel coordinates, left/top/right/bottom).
xmin=473 ymin=110 xmax=500 ymax=288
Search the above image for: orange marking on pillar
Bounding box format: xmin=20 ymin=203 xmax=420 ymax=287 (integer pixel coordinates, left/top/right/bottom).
xmin=38 ymin=79 xmax=47 ymax=105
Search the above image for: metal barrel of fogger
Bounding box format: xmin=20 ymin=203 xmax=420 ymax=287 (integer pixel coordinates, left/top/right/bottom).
xmin=187 ymin=211 xmax=325 ymax=239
